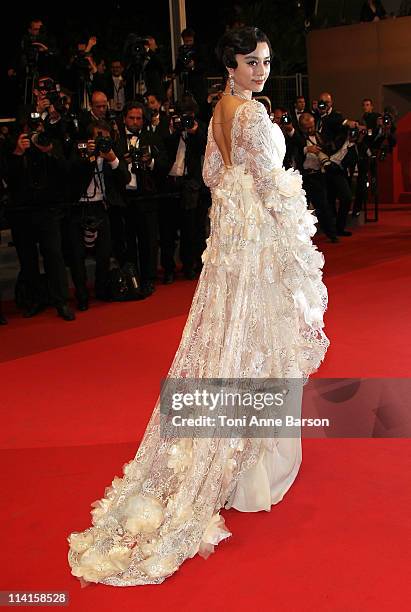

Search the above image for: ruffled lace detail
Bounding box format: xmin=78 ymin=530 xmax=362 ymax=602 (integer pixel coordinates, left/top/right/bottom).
xmin=67 ymin=99 xmax=329 ymax=587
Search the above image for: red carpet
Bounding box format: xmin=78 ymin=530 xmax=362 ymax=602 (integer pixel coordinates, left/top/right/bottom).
xmin=1 ymin=207 xmax=410 ymax=610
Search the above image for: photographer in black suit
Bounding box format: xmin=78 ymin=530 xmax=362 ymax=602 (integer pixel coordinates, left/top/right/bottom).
xmin=67 ymin=120 xmax=129 ymax=309
xmin=78 ymin=91 xmax=109 ymax=138
xmin=174 ymin=29 xmax=207 ymax=111
xmin=6 ymin=119 xmax=74 ymax=320
xmin=270 ymin=107 xmax=301 ymax=171
xmin=8 ymin=18 xmax=59 ymax=105
xmin=17 ymin=75 xmax=67 ymax=148
xmin=116 ymin=102 xmax=169 ymax=296
xmin=315 ymin=92 xmax=359 ymax=149
xmin=146 ymin=93 xmax=170 ymax=139
xmin=296 ymin=113 xmax=338 ymax=242
xmin=160 ymin=97 xmax=207 ymax=283
xmin=352 ymin=98 xmax=380 ymax=216
xmin=143 ymin=37 xmax=166 ymax=99
xmin=289 ymin=96 xmax=306 ymax=130
xmin=314 ymin=92 xmax=364 ymax=234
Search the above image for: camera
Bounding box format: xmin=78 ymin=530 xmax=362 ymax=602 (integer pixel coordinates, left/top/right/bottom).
xmin=383 ymin=113 xmax=391 ymax=126
xmin=319 ymin=156 xmax=332 ymax=170
xmin=37 ymin=78 xmax=61 ymax=108
xmin=280 ymin=113 xmax=292 ymax=126
xmin=94 ymin=131 xmax=113 ymax=154
xmin=318 ymin=100 xmax=327 ymax=111
xmin=123 ymin=34 xmax=150 ymax=69
xmin=73 ymin=50 xmax=93 ymax=74
xmin=349 ymin=127 xmax=366 ymax=141
xmin=106 ymin=110 xmax=118 ymax=124
xmin=77 ymin=141 xmax=88 ymax=158
xmin=26 ymin=112 xmax=51 ymax=147
xmin=178 ymin=44 xmax=195 ymax=69
xmin=37 ymin=79 xmax=67 ymax=116
xmin=171 ymin=112 xmax=195 ymax=131
xmin=128 ymin=144 xmax=151 ymax=171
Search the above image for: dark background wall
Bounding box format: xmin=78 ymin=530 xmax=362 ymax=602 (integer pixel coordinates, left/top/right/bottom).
xmin=307 ymin=16 xmax=411 ymax=118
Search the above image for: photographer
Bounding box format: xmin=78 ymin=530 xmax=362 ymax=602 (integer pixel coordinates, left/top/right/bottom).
xmin=18 ymin=76 xmax=82 ymax=161
xmin=160 ymin=97 xmax=207 ymax=283
xmin=116 ymin=102 xmax=169 ymax=296
xmin=143 ymin=37 xmax=166 ymax=99
xmin=290 ymin=96 xmax=306 ymax=129
xmin=5 ymin=120 xmax=74 ymax=320
xmin=296 ymin=113 xmax=338 ymax=242
xmin=146 ymin=93 xmax=170 ymax=139
xmin=92 ymin=60 xmax=126 ymax=113
xmin=63 ymin=36 xmax=99 ymax=111
xmin=122 ymin=34 xmax=164 ymax=99
xmin=174 ymin=28 xmax=207 ymax=110
xmin=8 ymin=18 xmax=59 ymax=104
xmin=270 ymin=108 xmax=301 ymax=171
xmin=18 ymin=75 xmax=66 ymax=144
xmin=351 ymin=98 xmax=381 ymax=216
xmin=77 ymin=91 xmax=118 ymax=140
xmin=315 ymin=92 xmax=358 ymax=150
xmin=374 ymin=107 xmax=397 ymax=159
xmin=67 ymin=120 xmax=128 ymax=309
xmin=351 ymin=107 xmax=396 ymax=217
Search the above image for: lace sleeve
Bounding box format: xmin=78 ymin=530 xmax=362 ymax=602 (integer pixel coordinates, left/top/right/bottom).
xmin=202 ymin=120 xmax=224 ymax=189
xmin=232 ymin=101 xmax=302 ymax=212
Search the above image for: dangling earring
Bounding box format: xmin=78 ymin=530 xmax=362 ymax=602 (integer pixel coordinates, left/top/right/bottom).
xmin=229 ymin=74 xmax=235 ymax=95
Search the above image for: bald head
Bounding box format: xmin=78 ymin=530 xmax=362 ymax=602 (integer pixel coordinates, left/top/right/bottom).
xmin=299 ymin=112 xmax=315 ymax=134
xmin=320 ymin=91 xmax=333 ymax=102
xmin=319 ymin=92 xmax=333 ymax=114
xmin=91 ymin=91 xmax=108 ymax=119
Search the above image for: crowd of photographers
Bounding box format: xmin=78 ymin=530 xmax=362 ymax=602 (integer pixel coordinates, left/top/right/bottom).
xmin=0 ymin=19 xmax=397 ymax=325
xmin=265 ymin=93 xmax=396 ymax=243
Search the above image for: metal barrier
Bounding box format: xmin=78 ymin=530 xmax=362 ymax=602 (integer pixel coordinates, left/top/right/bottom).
xmin=266 ymin=74 xmax=309 ymax=111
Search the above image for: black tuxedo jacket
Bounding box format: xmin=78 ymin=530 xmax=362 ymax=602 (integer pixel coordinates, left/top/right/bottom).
xmin=314 ymin=109 xmax=347 ymax=152
xmin=115 ymin=122 xmax=169 ymax=197
xmin=289 ymin=108 xmax=305 ymax=130
xmin=68 ymin=149 xmax=129 ymax=206
xmin=6 ymin=139 xmax=68 ymax=207
xmin=163 ymin=120 xmax=207 ymax=184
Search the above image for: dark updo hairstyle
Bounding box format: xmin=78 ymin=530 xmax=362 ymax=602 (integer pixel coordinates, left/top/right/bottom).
xmin=215 ymin=27 xmax=272 ymax=70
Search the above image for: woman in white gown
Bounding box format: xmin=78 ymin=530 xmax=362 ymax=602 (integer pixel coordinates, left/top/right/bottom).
xmin=67 ymin=27 xmax=329 ymax=586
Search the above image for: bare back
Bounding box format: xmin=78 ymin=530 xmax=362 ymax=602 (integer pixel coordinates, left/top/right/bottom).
xmin=212 ymin=97 xmax=249 ymax=167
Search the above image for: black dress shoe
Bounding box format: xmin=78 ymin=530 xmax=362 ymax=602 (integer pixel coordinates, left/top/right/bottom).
xmin=327 ymin=236 xmax=339 ymax=243
xmin=141 ymin=282 xmax=155 ymax=297
xmin=0 ymin=313 xmax=8 ymax=325
xmin=23 ymin=303 xmax=47 ymax=318
xmin=57 ymin=304 xmax=76 ymax=321
xmin=337 ymin=230 xmax=352 ymax=236
xmin=163 ymin=272 xmax=175 ymax=285
xmin=77 ymin=300 xmax=89 ymax=311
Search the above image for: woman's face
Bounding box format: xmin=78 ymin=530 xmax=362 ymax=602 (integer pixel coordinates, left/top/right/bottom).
xmin=231 ymin=42 xmax=271 ymax=92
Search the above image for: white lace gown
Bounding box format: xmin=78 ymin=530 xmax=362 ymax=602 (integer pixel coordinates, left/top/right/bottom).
xmin=67 ymin=100 xmax=330 ymax=586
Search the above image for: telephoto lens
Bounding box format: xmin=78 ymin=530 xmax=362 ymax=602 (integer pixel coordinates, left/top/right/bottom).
xmin=84 ymin=227 xmax=98 ymax=249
